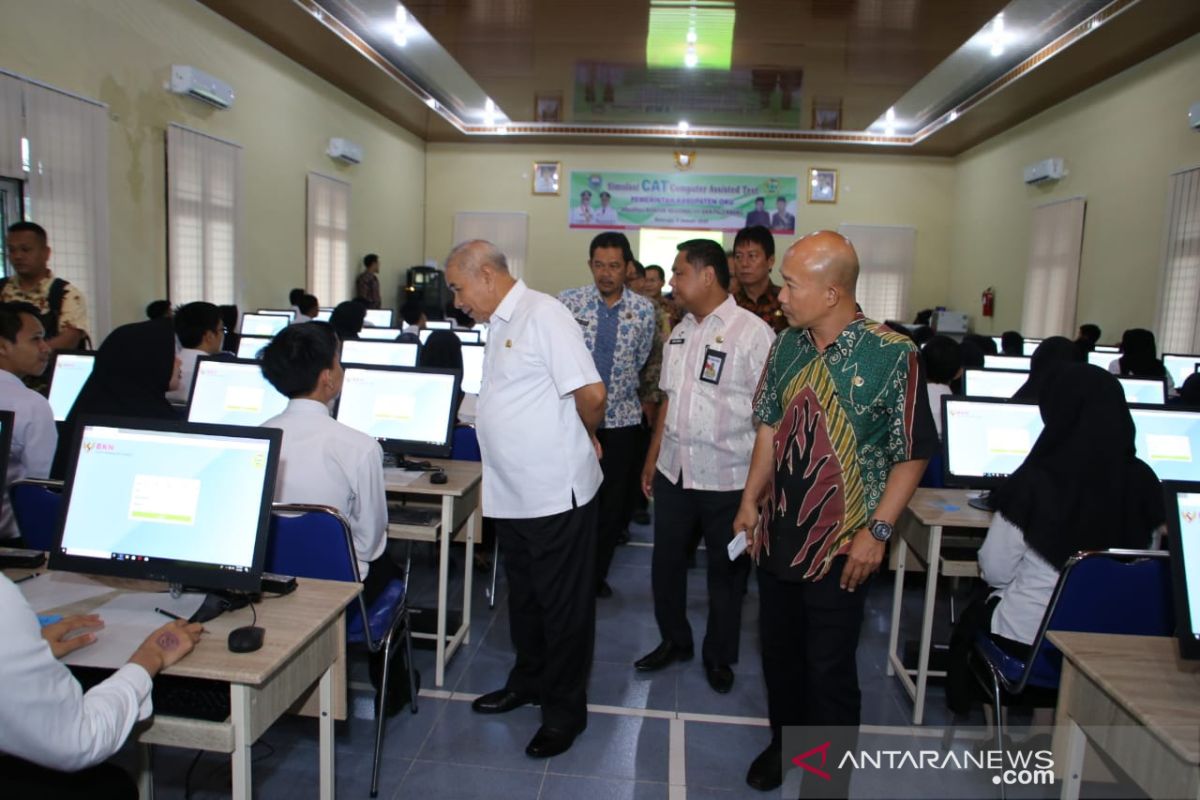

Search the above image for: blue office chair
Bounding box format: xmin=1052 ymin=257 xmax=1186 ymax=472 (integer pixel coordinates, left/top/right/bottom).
xmin=10 ymin=478 xmax=64 ymax=551
xmin=265 ymin=504 xmax=417 ymax=798
xmin=970 ymin=549 xmax=1172 ymax=758
xmin=450 ymin=424 xmax=495 ymax=607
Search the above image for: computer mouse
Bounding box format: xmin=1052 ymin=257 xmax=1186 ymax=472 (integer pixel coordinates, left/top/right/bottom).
xmin=227 ymin=625 xmax=265 ymax=653
xmin=430 ymin=470 xmax=448 ymax=485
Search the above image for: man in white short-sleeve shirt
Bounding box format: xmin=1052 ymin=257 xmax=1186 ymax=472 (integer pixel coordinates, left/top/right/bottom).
xmin=0 ymin=302 xmax=57 ymax=540
xmin=445 ymin=240 xmax=606 ymax=760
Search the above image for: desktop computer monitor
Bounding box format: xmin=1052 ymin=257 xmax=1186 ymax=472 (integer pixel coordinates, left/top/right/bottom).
xmin=49 ymin=417 xmax=282 ymax=593
xmin=1165 ymin=481 xmax=1200 ymax=660
xmin=425 ymin=320 xmax=452 ymax=330
xmin=235 ymin=335 xmax=271 ymax=360
xmin=357 ymin=327 xmax=402 ymax=341
xmin=962 ymin=368 xmax=1026 ymax=399
xmin=314 ymin=307 xmax=333 ymax=323
xmin=257 ymin=309 xmax=296 ymax=321
xmin=363 ymin=308 xmax=394 ymax=328
xmin=1021 ymin=339 xmax=1043 ymax=357
xmin=1095 ymin=345 xmax=1119 ymax=353
xmin=47 ymin=352 xmax=96 ymax=421
xmin=1164 ymin=354 xmax=1200 ymax=390
xmin=983 ymin=354 xmax=1031 ymax=372
xmin=186 ymin=357 xmax=289 ymax=427
xmin=1118 ymin=376 xmax=1167 ymax=405
xmin=341 ymin=339 xmax=419 ymax=368
xmin=1087 ymin=350 xmax=1117 ymax=369
xmin=454 ymin=330 xmax=481 ymax=345
xmin=991 ymin=336 xmax=1002 ymax=352
xmin=1129 ymin=405 xmax=1200 ymax=481
xmin=333 ymin=365 xmax=460 ymax=458
xmin=240 ymin=312 xmax=288 ymax=337
xmin=473 ymin=323 xmax=488 ymax=344
xmin=461 ymin=343 xmax=484 ymax=394
xmin=942 ymin=397 xmax=1044 ymax=488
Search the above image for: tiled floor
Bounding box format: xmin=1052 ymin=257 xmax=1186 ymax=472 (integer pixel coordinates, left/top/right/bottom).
xmin=136 ymin=515 xmax=1146 ymax=799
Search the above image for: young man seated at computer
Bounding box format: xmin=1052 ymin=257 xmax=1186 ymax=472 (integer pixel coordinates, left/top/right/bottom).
xmin=167 ymin=301 xmax=227 ymax=405
xmin=0 ymin=301 xmax=57 ymax=542
xmin=0 ymin=577 xmax=202 ymax=798
xmin=945 ymin=364 xmax=1164 ymax=714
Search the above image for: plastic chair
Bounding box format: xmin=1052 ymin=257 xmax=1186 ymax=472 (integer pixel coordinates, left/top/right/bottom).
xmin=10 ymin=478 xmax=64 ymax=551
xmin=970 ymin=548 xmax=1172 ymax=768
xmin=451 ymin=425 xmax=496 ymax=608
xmin=265 ymin=504 xmax=417 ymax=798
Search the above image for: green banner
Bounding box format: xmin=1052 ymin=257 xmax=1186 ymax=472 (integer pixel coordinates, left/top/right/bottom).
xmin=568 ymin=172 xmax=798 ymax=234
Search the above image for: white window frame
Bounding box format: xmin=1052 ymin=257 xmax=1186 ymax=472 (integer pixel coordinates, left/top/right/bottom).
xmin=306 ymin=172 xmax=351 ymax=305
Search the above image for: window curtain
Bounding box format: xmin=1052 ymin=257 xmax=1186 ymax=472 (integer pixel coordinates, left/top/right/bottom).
xmin=1156 ymin=167 xmax=1200 ymax=354
xmin=1019 ymin=197 xmax=1086 ymax=338
xmin=306 ymin=172 xmax=351 ymax=305
xmin=838 ymin=224 xmax=916 ymax=323
xmin=452 ymin=212 xmax=529 ymax=280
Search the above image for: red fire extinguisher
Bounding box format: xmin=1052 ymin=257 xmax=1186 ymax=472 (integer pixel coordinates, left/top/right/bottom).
xmin=981 ymin=287 xmax=995 ymax=318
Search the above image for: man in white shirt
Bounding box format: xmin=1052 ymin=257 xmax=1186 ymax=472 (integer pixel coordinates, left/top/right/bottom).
xmin=292 ymin=293 xmax=319 ymax=325
xmin=593 ymin=191 xmax=619 ymax=224
xmin=0 ymin=574 xmax=201 ymax=797
xmin=445 ymin=239 xmax=606 ymax=759
xmin=167 ymin=301 xmax=226 ymax=405
xmin=0 ymin=302 xmax=57 ymax=541
xmin=636 ymin=239 xmax=773 ymax=695
xmin=570 ymin=190 xmax=595 ymax=225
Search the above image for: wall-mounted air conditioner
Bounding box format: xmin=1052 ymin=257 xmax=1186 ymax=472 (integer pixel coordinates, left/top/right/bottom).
xmin=168 ymin=65 xmax=234 ymax=109
xmin=327 ymin=138 xmax=363 ymax=165
xmin=1023 ymin=158 xmax=1066 ymax=185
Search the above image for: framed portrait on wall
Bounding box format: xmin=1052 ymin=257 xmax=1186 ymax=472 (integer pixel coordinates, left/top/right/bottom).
xmin=532 ymin=161 xmax=561 ymax=195
xmin=811 ymin=98 xmax=842 ymax=131
xmin=534 ymin=93 xmax=562 ymax=123
xmin=808 ymin=167 xmax=838 ymax=204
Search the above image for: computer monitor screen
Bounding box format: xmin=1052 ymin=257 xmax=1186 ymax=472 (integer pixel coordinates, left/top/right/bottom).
xmin=1129 ymin=405 xmax=1200 ymax=481
xmin=1164 ymin=355 xmax=1200 ymax=389
xmin=1118 ymin=376 xmax=1167 ymax=405
xmin=235 ymin=336 xmax=271 ymax=360
xmin=454 ymin=330 xmax=481 ymax=345
xmin=425 ymin=320 xmax=452 ymax=330
xmin=1165 ymin=482 xmax=1200 ymax=659
xmin=473 ymin=323 xmax=488 ymax=344
xmin=315 ymin=307 xmax=333 ymax=323
xmin=991 ymin=336 xmax=1002 ymax=352
xmin=257 ymin=309 xmax=296 ymax=321
xmin=962 ymin=368 xmax=1026 ymax=399
xmin=240 ymin=313 xmax=288 ymax=337
xmin=341 ymin=339 xmax=419 ymax=368
xmin=333 ymin=366 xmax=460 ymax=458
xmin=1094 ymin=345 xmax=1119 ymax=353
xmin=186 ymin=357 xmax=289 ymax=427
xmin=363 ymin=308 xmax=394 ymax=327
xmin=1087 ymin=350 xmax=1117 ymax=369
xmin=47 ymin=352 xmax=96 ymax=422
xmin=942 ymin=397 xmax=1043 ymax=488
xmin=461 ymin=343 xmax=484 ymax=394
xmin=418 ymin=329 xmax=432 ymax=345
xmin=49 ymin=418 xmax=282 ymax=593
xmin=983 ymin=355 xmax=1031 ymax=371
xmin=1021 ymin=339 xmax=1043 ymax=357
xmin=357 ymin=327 xmax=402 ymax=341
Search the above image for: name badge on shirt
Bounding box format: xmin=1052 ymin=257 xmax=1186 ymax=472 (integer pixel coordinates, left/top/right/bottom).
xmin=700 ymin=347 xmax=726 ymax=384
xmin=669 ymin=337 xmax=686 ymax=345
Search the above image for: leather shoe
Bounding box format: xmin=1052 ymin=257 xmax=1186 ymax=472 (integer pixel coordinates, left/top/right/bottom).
xmin=471 ymin=688 xmax=538 ymax=714
xmin=596 ymin=581 xmax=613 ymax=598
xmin=634 ymin=640 xmax=694 ymax=672
xmin=525 ymin=725 xmax=580 ymax=758
xmin=704 ymin=662 xmax=734 ymax=693
xmin=746 ymin=742 xmax=783 ymax=791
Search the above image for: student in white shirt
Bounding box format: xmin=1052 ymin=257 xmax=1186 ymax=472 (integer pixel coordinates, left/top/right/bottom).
xmin=920 ymin=335 xmax=962 ymax=440
xmin=0 ymin=574 xmax=201 ymax=798
xmin=166 ymin=301 xmax=225 ymax=404
xmin=292 ymin=293 xmax=319 ymax=325
xmin=0 ymin=302 xmax=57 ymax=540
xmin=445 ymin=239 xmax=606 ymax=759
xmin=945 ymin=364 xmax=1163 ymax=713
xmin=636 ymin=239 xmax=773 ymax=694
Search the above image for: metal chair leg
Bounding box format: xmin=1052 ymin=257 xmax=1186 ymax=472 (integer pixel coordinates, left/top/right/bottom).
xmin=988 ymin=664 xmax=1006 ymax=800
xmin=405 ymin=608 xmax=418 ymax=714
xmin=371 ymin=635 xmax=395 ymax=798
xmin=487 ymin=535 xmax=499 ymax=609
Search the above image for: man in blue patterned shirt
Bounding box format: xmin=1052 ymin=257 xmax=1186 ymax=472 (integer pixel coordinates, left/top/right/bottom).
xmin=559 ymin=232 xmax=658 ymax=598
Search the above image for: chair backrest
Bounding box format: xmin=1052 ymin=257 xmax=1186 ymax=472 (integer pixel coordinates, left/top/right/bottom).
xmin=265 ymin=503 xmax=360 ymax=584
xmin=1022 ymin=549 xmax=1173 ymax=689
xmin=10 ymin=478 xmax=64 ymax=551
xmin=451 ymin=425 xmax=480 ymax=462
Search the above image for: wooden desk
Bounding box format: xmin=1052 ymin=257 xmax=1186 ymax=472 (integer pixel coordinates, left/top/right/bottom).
xmin=27 ymin=573 xmax=359 ymax=800
xmin=887 ymin=487 xmax=993 ymax=724
xmin=385 ymin=458 xmax=482 ymax=686
xmin=1051 ymin=632 xmax=1200 ymax=800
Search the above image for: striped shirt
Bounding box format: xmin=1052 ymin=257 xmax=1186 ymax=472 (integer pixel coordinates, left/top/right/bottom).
xmin=655 ymin=294 xmax=774 ymax=491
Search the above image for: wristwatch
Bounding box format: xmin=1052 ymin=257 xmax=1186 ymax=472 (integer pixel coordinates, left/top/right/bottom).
xmin=868 ymin=518 xmax=893 ymax=542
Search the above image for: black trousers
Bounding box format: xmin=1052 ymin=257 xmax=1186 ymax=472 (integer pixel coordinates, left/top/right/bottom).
xmin=759 ymin=559 xmax=866 ymax=800
xmin=595 ymin=425 xmax=641 ymax=586
xmin=651 ymin=472 xmax=750 ymax=665
xmin=0 ymin=756 xmax=137 ymax=800
xmin=496 ymin=496 xmax=598 ymax=732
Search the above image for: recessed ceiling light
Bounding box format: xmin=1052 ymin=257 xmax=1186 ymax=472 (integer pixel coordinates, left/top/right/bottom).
xmin=425 ymin=97 xmax=437 ymax=110
xmin=393 ymin=4 xmax=408 ymax=47
xmin=948 ymin=109 xmax=958 ymax=122
xmin=678 ymin=120 xmax=689 ymax=132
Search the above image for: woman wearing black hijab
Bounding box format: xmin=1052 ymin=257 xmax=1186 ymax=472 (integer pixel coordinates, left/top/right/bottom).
xmin=1112 ymin=328 xmax=1174 ymax=392
xmin=947 ymin=364 xmax=1163 ymax=712
xmin=52 ymin=318 xmax=181 ymax=477
xmin=1012 ymin=336 xmax=1083 ymax=403
xmin=419 ymin=330 xmax=466 ymax=422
